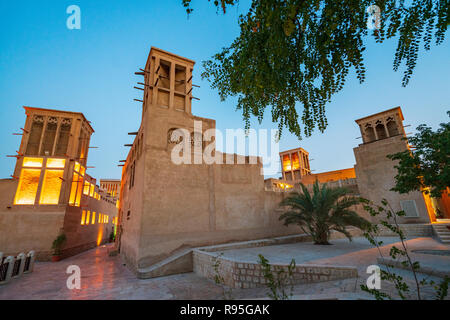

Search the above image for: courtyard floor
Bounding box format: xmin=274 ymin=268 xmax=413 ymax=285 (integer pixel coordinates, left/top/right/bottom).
xmin=0 ymin=237 xmax=449 ymax=300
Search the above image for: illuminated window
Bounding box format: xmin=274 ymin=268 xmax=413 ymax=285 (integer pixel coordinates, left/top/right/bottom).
xmin=92 ymin=212 xmax=96 ymax=224
xmin=14 ymin=168 xmax=41 ymax=205
xmin=83 ymin=181 xmax=90 ymax=195
xmin=86 ymin=211 xmax=90 ymax=224
xmin=39 ymin=170 xmax=63 ymax=204
xmin=81 ymin=210 xmax=86 ymax=225
xmin=23 ymin=157 xmax=43 ymax=168
xmin=46 ymin=158 xmax=65 ymax=169
xmin=79 ymin=165 xmax=85 ymax=177
xmin=69 ymin=173 xmax=82 ymax=206
xmin=98 ymin=213 xmax=102 ymax=224
xmin=282 ymin=154 xmax=291 ymax=171
xmin=74 ymin=161 xmax=81 ymax=173
xmin=291 ymin=153 xmax=300 ymax=170
xmin=90 ymin=183 xmax=95 ymax=197
xmin=69 ymin=160 xmax=84 ymax=207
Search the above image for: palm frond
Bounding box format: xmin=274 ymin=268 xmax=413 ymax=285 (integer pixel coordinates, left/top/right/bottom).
xmin=279 ymin=180 xmax=369 ymax=244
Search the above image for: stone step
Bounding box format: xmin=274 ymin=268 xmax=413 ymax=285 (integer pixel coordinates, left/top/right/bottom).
xmin=136 ymin=249 xmax=193 ymax=279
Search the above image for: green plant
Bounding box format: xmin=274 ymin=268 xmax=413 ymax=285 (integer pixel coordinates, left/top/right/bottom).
xmin=109 ymin=231 xmax=115 ymax=243
xmin=387 ymin=111 xmax=450 ymax=198
xmin=51 ymin=233 xmax=67 ymax=256
xmin=211 ymin=253 xmax=234 ymax=300
xmin=183 ymin=0 xmax=448 ymax=139
xmin=361 ymin=198 xmax=449 ymax=300
xmin=258 ymin=254 xmax=295 ymax=300
xmin=279 ymin=181 xmax=370 ymax=245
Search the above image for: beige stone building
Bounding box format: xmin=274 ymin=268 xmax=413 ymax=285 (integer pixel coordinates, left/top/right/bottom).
xmin=116 ymin=47 xmax=299 ymax=277
xmin=100 ymin=179 xmax=121 ymax=203
xmin=0 ymin=107 xmax=118 ymax=260
xmin=271 ymin=107 xmax=447 ymax=225
xmin=280 ymin=147 xmax=311 ymax=181
xmin=116 ymin=47 xmax=449 ymax=278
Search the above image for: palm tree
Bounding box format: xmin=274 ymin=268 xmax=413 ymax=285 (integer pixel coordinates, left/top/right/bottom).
xmin=279 ymin=181 xmax=370 ymax=245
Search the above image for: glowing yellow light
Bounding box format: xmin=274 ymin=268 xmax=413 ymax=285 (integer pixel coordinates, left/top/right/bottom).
xmin=75 ymin=177 xmax=83 ymax=207
xmin=291 ymin=153 xmax=300 ymax=170
xmin=79 ymin=166 xmax=85 ymax=177
xmin=98 ymin=213 xmax=102 ymax=224
xmin=74 ymin=162 xmax=81 ymax=173
xmin=46 ymin=158 xmax=65 ymax=169
xmin=282 ymin=155 xmax=291 ymax=171
xmin=91 ymin=212 xmax=96 ymax=224
xmin=83 ymin=181 xmax=90 ymax=195
xmin=97 ymin=227 xmax=103 ymax=246
xmin=86 ymin=211 xmax=90 ymax=224
xmin=90 ymin=183 xmax=94 ymax=197
xmin=81 ymin=210 xmax=86 ymax=225
xmin=23 ymin=157 xmax=43 ymax=168
xmin=14 ymin=168 xmax=41 ymax=205
xmin=69 ymin=173 xmax=80 ymax=206
xmin=39 ymin=170 xmax=63 ymax=205
xmin=278 ymin=183 xmax=293 ymax=189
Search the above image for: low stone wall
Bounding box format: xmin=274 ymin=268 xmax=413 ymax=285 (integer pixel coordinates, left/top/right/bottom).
xmin=193 ymin=250 xmax=358 ymax=289
xmin=377 ymin=257 xmax=450 ymax=279
xmin=377 ymin=224 xmax=433 ymax=237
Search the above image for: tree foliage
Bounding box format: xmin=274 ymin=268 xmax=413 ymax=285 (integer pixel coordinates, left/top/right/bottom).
xmin=279 ymin=181 xmax=370 ymax=244
xmin=183 ymin=0 xmax=449 ymax=138
xmin=387 ymin=111 xmax=450 ymax=198
xmin=362 ymin=198 xmax=449 ymax=300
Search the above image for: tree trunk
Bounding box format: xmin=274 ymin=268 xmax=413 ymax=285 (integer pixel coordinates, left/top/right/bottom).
xmin=314 ymin=229 xmax=331 ymax=245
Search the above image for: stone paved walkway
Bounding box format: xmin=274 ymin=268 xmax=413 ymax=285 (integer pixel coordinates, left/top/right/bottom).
xmin=0 ymin=237 xmax=449 ymax=300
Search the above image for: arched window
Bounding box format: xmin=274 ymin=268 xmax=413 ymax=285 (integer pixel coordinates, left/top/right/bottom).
xmin=386 ymin=120 xmax=399 ymax=137
xmin=375 ymin=123 xmax=387 ymax=140
xmin=364 ymin=125 xmax=376 ymax=142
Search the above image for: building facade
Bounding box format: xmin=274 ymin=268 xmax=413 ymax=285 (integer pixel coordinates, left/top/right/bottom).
xmin=116 ymin=47 xmax=299 ymax=277
xmin=0 ymin=107 xmax=118 ymax=260
xmin=116 ymin=48 xmax=443 ymax=279
xmin=353 ymin=107 xmax=434 ymax=223
xmin=279 ymin=147 xmax=311 ymax=181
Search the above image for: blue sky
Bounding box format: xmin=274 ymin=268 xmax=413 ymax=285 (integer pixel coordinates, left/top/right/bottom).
xmin=0 ymin=1 xmax=449 ymax=180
